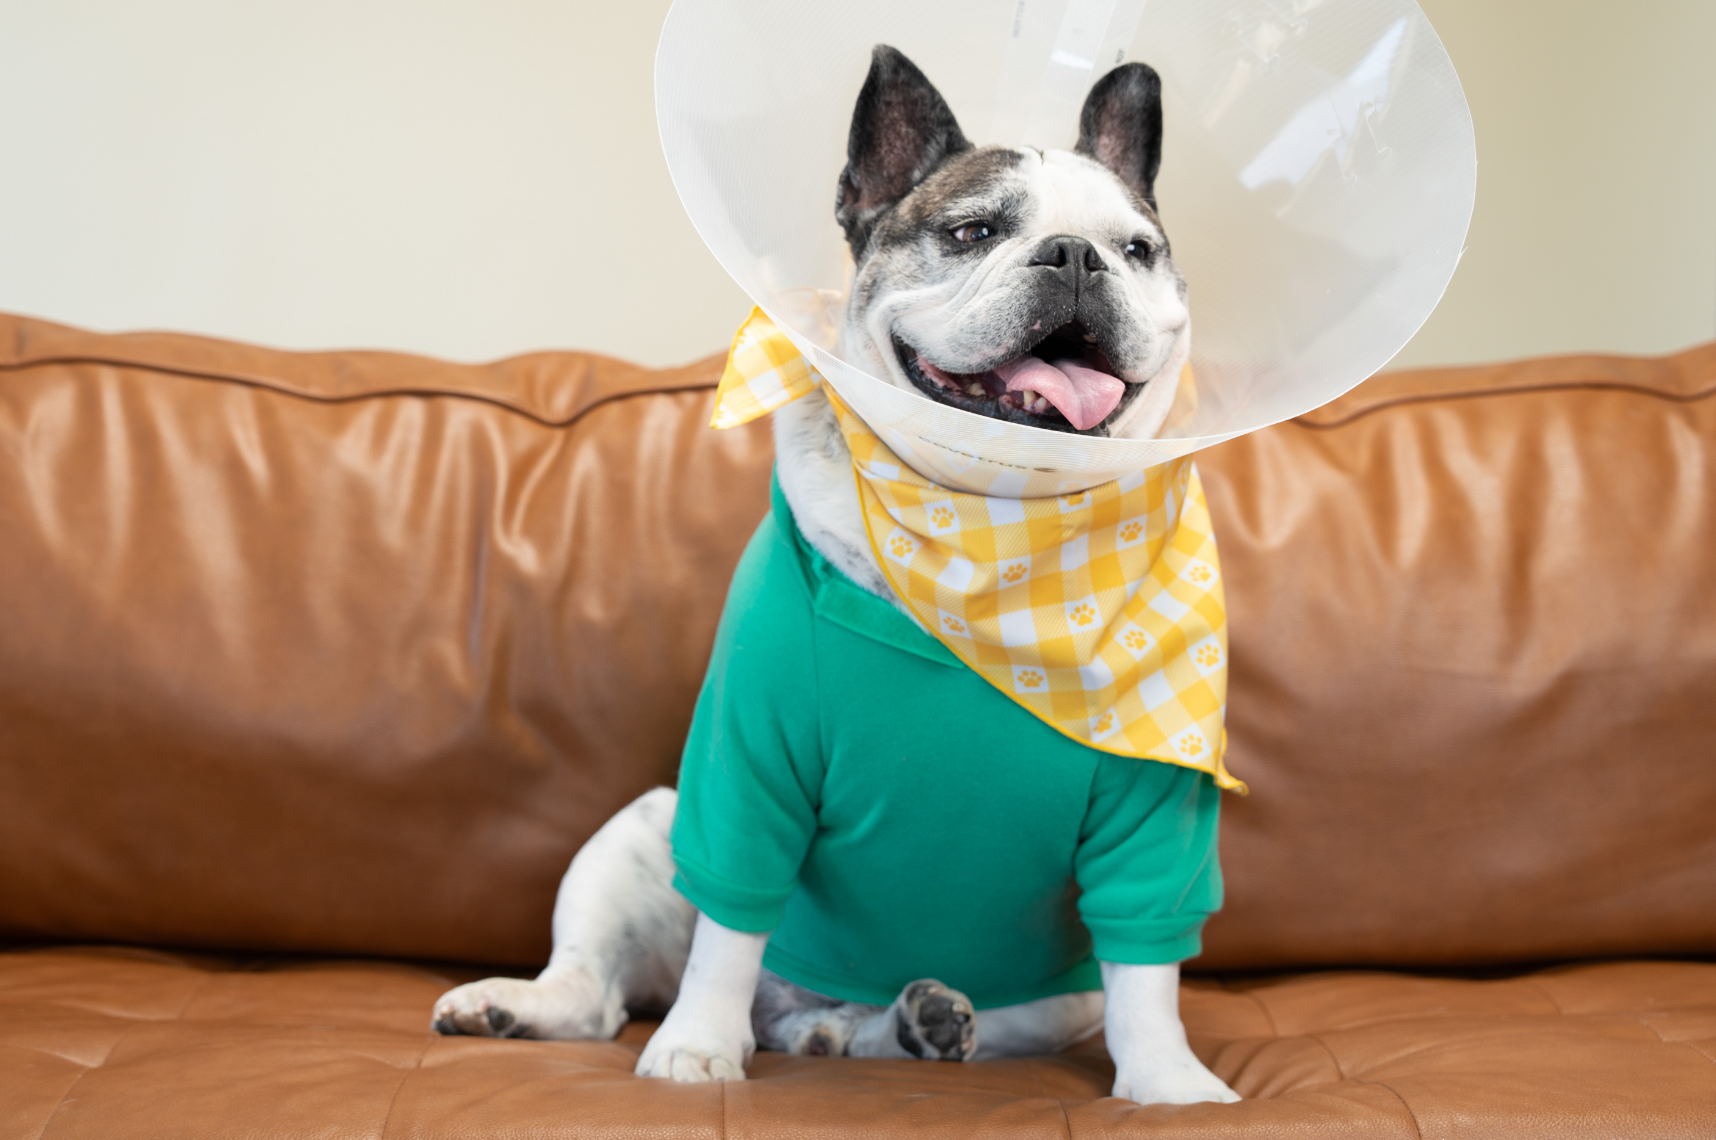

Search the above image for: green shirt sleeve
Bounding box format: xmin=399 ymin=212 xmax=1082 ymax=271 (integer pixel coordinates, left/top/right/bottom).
xmin=1075 ymin=758 xmax=1223 ymax=964
xmin=669 ymin=505 xmax=825 ymax=933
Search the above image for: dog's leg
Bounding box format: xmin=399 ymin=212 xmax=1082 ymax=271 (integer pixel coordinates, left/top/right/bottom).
xmin=1102 ymin=961 xmax=1239 ymax=1104
xmin=841 ymin=979 xmax=978 ymax=1061
xmin=432 ymin=786 xmax=694 ymax=1040
xmin=970 ymin=990 xmax=1105 ymax=1059
xmin=845 ymin=988 xmax=1102 ymax=1061
xmin=750 ymin=969 xmax=882 ymax=1057
xmin=635 ymin=912 xmax=767 ymax=1081
xmin=756 ymin=978 xmax=1103 ymax=1063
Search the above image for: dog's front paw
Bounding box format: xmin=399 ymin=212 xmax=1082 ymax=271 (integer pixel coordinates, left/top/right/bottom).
xmin=893 ymin=979 xmax=976 ymax=1061
xmin=635 ymin=1021 xmax=750 ymax=1082
xmin=432 ymin=968 xmax=624 ymax=1040
xmin=1112 ymin=1061 xmax=1240 ymax=1105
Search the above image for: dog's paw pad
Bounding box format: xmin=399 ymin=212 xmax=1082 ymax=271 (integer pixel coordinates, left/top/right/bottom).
xmin=894 ymin=978 xmax=975 ymax=1061
xmin=431 ymin=971 xmax=625 ymax=1041
xmin=636 ymin=1040 xmax=749 ymax=1083
xmin=1113 ymin=1070 xmax=1241 ymax=1105
xmin=431 ymin=978 xmax=536 ymax=1038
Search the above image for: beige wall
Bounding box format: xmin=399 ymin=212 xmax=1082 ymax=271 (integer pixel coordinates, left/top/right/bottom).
xmin=1 ymin=0 xmax=1711 ymax=371
xmin=0 ymin=0 xmax=751 ymax=367
xmin=1393 ymin=0 xmax=1716 ymax=368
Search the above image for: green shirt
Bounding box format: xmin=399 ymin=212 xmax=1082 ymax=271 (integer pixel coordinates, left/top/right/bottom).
xmin=671 ymin=473 xmax=1222 ymax=1009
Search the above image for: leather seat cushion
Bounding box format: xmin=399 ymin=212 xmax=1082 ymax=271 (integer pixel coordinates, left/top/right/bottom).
xmin=5 ymin=946 xmax=1713 ymax=1138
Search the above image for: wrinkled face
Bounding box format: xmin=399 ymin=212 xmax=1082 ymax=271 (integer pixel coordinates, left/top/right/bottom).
xmin=846 ymin=146 xmax=1188 ymax=437
xmin=834 ymin=47 xmax=1188 ymax=439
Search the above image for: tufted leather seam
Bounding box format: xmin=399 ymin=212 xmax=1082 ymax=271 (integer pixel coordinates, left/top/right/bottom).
xmin=1518 ymin=978 xmax=1566 ymax=1016
xmin=376 ymin=1037 xmax=429 ymax=1139
xmin=1303 ymin=1032 xmax=1346 ymax=1079
xmin=1028 ymin=1056 xmax=1071 ymax=1139
xmin=34 ymin=966 xmax=219 ymax=1139
xmin=3 ymin=1041 xmax=105 ymax=1065
xmin=1635 ymin=1016 xmax=1671 ymax=1044
xmin=32 ymin=1028 xmax=129 ymax=1139
xmin=1226 ymin=982 xmax=1281 ymax=1038
xmin=1369 ymin=1079 xmax=1425 ymax=1140
xmin=1293 ymin=377 xmax=1716 ymax=430
xmin=1661 ymin=1033 xmax=1716 ymax=1070
xmin=1631 ymin=1015 xmax=1716 ymax=1071
xmin=0 ymin=355 xmax=720 ymax=431
xmin=25 ymin=1004 xmax=172 ymax=1023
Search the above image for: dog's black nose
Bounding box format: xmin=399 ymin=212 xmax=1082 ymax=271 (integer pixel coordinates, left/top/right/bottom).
xmin=1027 ymin=236 xmax=1106 ymax=281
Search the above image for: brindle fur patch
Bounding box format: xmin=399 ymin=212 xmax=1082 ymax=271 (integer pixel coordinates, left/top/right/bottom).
xmin=838 ymin=49 xmax=1190 ymax=440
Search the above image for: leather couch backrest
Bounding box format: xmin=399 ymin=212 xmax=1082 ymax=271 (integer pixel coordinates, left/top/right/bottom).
xmin=2 ymin=312 xmax=1713 ymax=970
xmin=1198 ymin=347 xmax=1716 ymax=968
xmin=0 ymin=313 xmax=772 ymax=967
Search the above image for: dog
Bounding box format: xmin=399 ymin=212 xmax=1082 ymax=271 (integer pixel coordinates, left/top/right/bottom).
xmin=432 ymin=45 xmax=1237 ymax=1107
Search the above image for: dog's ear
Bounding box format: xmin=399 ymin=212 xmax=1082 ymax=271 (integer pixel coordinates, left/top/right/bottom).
xmin=836 ymin=45 xmax=971 ymax=255
xmin=1075 ymin=62 xmax=1164 ymax=211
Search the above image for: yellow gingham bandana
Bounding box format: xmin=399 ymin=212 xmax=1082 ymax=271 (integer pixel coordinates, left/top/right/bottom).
xmin=715 ymin=309 xmax=1243 ymax=792
xmin=711 ymin=310 xmax=823 ymax=428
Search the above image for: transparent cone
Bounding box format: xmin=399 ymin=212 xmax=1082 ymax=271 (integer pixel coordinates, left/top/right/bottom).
xmin=657 ymin=0 xmax=1475 ymax=494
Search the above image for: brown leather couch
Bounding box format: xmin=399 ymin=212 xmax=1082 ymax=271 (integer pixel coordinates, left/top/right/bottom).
xmin=2 ymin=310 xmax=1713 ymax=1138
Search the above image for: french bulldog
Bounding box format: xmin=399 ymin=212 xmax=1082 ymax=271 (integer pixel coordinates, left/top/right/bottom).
xmin=433 ymin=45 xmax=1235 ymax=1107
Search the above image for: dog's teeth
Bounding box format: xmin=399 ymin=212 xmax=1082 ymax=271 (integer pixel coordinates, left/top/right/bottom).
xmin=1019 ymin=389 xmax=1051 ymax=415
xmin=1083 ymin=332 xmax=1098 ymax=343
xmin=966 ymin=383 xmax=984 ymax=397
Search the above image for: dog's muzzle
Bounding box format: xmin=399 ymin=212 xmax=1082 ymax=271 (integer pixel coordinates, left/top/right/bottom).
xmin=895 ymin=317 xmax=1134 ymax=434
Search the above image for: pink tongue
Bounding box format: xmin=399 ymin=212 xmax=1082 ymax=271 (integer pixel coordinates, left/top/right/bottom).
xmin=995 ymin=356 xmax=1125 ymax=431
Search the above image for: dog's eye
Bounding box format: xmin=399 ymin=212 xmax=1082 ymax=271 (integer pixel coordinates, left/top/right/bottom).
xmin=1124 ymin=240 xmax=1153 ymax=261
xmin=950 ymin=222 xmax=995 ymax=244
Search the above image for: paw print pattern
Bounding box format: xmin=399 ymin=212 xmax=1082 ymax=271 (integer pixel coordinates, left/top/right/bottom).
xmin=1119 ymin=521 xmax=1143 ymax=542
xmin=1069 ymin=604 xmax=1097 ymax=627
xmin=1177 ymin=558 xmax=1220 ymax=589
xmin=1093 ymin=712 xmax=1114 ymax=734
xmin=1123 ymin=629 xmax=1149 ymax=651
xmin=1177 ymin=733 xmax=1205 ymax=758
xmin=1001 ymin=563 xmax=1028 ymax=584
xmin=1060 ymin=492 xmax=1087 ymax=509
xmin=930 ymin=506 xmax=955 ymax=528
xmin=1195 ymin=643 xmax=1222 ymax=668
xmin=887 ymin=535 xmax=915 ymax=558
xmin=1017 ymin=669 xmax=1044 ymax=689
xmin=943 ymin=615 xmax=967 ymax=634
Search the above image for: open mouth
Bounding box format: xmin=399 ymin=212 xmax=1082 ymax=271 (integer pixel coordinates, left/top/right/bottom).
xmin=895 ymin=320 xmax=1131 ymax=434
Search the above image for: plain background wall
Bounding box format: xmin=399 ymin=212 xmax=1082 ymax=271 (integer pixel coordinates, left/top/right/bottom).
xmin=0 ymin=0 xmax=1712 ymax=371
